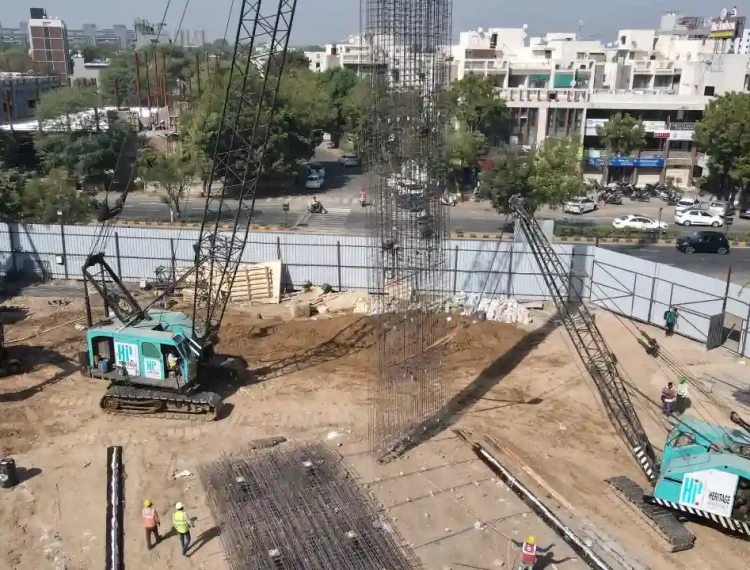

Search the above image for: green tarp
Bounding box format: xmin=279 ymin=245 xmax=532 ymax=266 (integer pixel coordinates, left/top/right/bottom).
xmin=554 ymin=73 xmax=575 ymax=88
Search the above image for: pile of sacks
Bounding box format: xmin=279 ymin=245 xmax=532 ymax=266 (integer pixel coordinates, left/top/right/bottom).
xmin=445 ymin=292 xmax=531 ymax=325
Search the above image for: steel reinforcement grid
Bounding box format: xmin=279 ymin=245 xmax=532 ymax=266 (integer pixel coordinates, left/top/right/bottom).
xmin=199 ymin=441 xmax=421 ymax=570
xmin=362 ymin=0 xmax=454 ymax=455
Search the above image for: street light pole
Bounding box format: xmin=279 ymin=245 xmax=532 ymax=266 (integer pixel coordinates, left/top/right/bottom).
xmin=658 ymin=207 xmax=663 ymax=241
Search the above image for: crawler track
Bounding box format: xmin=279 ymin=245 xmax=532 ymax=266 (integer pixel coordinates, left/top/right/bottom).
xmin=607 ymin=475 xmax=695 ymax=552
xmin=100 ymin=385 xmax=223 ymax=422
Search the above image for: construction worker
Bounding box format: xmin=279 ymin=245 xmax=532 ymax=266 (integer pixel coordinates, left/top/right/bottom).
xmin=663 ymin=306 xmax=678 ymax=336
xmin=513 ymin=535 xmax=550 ymax=569
xmin=173 ymin=502 xmax=192 ymax=556
xmin=661 ymin=381 xmax=677 ymax=415
xmin=166 ymin=350 xmax=179 ymax=378
xmin=142 ymin=499 xmax=161 ymax=550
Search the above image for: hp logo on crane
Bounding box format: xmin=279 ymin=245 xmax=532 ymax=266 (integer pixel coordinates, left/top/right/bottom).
xmin=680 ymin=477 xmax=704 ymax=506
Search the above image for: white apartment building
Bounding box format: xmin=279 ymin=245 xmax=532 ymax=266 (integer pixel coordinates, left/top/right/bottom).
xmin=450 ymin=11 xmax=750 ymax=188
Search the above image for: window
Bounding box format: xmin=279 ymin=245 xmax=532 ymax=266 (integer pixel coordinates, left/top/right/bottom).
xmin=142 ymin=342 xmax=161 ymax=359
xmin=576 ymin=52 xmax=586 ymax=59
xmin=671 ymin=433 xmax=696 ymax=447
xmin=620 ymin=35 xmax=626 ymax=45
xmin=704 ymin=86 xmax=715 ymax=96
xmin=490 ymin=33 xmax=497 ymax=49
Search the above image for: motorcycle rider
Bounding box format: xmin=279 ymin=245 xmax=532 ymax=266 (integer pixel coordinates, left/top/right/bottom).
xmin=308 ymin=195 xmax=321 ymax=212
xmin=359 ymin=188 xmax=367 ymax=206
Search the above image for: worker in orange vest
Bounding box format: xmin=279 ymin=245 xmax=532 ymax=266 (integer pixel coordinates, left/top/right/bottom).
xmin=514 ymin=535 xmax=551 ymax=569
xmin=142 ymin=499 xmax=161 ymax=550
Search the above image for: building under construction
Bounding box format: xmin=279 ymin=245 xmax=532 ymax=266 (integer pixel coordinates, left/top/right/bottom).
xmin=363 ymin=0 xmax=454 ymax=456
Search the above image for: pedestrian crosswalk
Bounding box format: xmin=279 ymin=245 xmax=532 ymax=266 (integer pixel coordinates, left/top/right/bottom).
xmin=295 ymin=208 xmax=355 ymax=234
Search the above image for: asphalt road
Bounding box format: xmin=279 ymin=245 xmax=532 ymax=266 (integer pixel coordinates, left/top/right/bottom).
xmin=601 ymin=243 xmax=747 ymax=283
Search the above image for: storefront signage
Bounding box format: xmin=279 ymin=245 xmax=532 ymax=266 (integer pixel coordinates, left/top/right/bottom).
xmin=654 ymin=130 xmax=694 ymax=141
xmin=586 ymin=157 xmax=665 ymax=168
xmin=670 ymin=121 xmax=696 ymax=131
xmin=709 ymin=19 xmax=738 ymax=39
xmin=642 ymin=120 xmax=666 ymax=132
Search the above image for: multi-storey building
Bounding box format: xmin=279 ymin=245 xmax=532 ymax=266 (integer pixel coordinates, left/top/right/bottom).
xmin=0 ymin=22 xmax=30 ymax=46
xmin=448 ymin=10 xmax=750 ymax=187
xmin=1 ymin=73 xmax=62 ymax=123
xmin=66 ymin=24 xmax=135 ymax=50
xmin=27 ymin=9 xmax=71 ymax=84
xmin=134 ymin=19 xmax=170 ymax=50
xmin=174 ymin=28 xmax=206 ymax=48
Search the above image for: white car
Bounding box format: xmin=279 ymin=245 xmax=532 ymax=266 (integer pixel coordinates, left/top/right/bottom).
xmin=339 ymin=155 xmax=359 ymax=167
xmin=308 ymin=162 xmax=326 ymax=179
xmin=708 ymin=201 xmax=734 ymax=217
xmin=563 ymin=196 xmax=597 ymax=215
xmin=305 ymin=174 xmax=324 ymax=190
xmin=612 ymin=214 xmax=668 ymax=231
xmin=675 ymin=197 xmax=700 ymax=212
xmin=674 ymin=209 xmax=723 ymax=228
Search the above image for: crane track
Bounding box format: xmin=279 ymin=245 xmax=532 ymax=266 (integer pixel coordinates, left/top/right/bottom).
xmin=607 ymin=475 xmax=695 ymax=552
xmin=100 ymin=384 xmax=223 ymax=422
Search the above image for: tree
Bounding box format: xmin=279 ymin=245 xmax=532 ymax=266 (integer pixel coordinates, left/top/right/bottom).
xmin=17 ymin=169 xmax=89 ymax=224
xmin=527 ymin=137 xmax=583 ymax=209
xmin=285 ymin=50 xmax=311 ymax=70
xmin=319 ymin=68 xmax=359 ymax=147
xmin=694 ymin=92 xmax=750 ymax=201
xmin=139 ymin=151 xmax=194 ymax=222
xmin=0 ymin=169 xmax=28 ymax=220
xmin=479 ymin=137 xmax=582 ymax=213
xmin=0 ymin=45 xmax=32 ymax=73
xmin=449 ymin=74 xmax=509 ymax=140
xmin=81 ymin=44 xmax=118 ymax=63
xmin=33 ymin=85 xmax=128 ymax=182
xmin=478 ymin=150 xmax=531 ymax=213
xmin=596 ymin=113 xmax=645 ymax=182
xmin=446 ymin=126 xmax=486 ymax=192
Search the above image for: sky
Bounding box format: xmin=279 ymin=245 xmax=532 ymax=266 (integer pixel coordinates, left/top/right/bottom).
xmin=2 ymin=1 xmax=736 ymax=45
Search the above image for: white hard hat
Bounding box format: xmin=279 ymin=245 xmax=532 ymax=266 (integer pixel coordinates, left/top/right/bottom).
xmin=175 ymin=502 xmax=184 ymax=510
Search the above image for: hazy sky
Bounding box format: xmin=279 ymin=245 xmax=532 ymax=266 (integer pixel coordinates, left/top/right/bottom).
xmin=3 ymin=1 xmax=735 ymax=44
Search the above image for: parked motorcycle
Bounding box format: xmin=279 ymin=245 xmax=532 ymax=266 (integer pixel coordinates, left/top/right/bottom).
xmin=629 ymin=190 xmax=651 ymax=202
xmin=440 ymin=194 xmax=457 ymax=206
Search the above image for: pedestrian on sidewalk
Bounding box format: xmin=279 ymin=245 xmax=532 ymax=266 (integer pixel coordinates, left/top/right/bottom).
xmin=663 ymin=306 xmax=678 ymax=336
xmin=172 ymin=502 xmax=192 ymax=556
xmin=142 ymin=499 xmax=160 ymax=550
xmin=661 ymin=382 xmax=677 ymax=415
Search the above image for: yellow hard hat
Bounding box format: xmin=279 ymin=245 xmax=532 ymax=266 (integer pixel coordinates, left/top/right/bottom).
xmin=526 ymin=535 xmax=535 ymax=545
xmin=144 ymin=499 xmax=152 ymax=507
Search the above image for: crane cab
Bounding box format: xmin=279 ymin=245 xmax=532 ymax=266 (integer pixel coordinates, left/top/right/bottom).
xmin=83 ymin=310 xmax=200 ymax=391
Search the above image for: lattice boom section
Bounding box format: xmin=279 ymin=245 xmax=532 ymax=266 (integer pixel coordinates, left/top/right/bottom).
xmin=199 ymin=442 xmax=421 ymax=570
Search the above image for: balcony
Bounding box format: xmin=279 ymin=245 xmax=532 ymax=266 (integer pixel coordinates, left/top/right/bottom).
xmin=464 ymin=59 xmax=508 ymax=74
xmin=632 ymin=60 xmax=676 ymax=74
xmin=497 ymin=87 xmax=590 ymax=103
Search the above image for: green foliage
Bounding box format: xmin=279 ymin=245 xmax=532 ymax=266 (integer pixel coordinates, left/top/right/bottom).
xmin=33 ymin=85 xmax=128 ymax=181
xmin=449 ymin=74 xmax=509 ymax=137
xmin=596 ymin=113 xmax=645 ymax=157
xmin=479 ymin=137 xmax=582 ymax=213
xmin=694 ymin=92 xmax=750 ymax=197
xmin=80 ymin=44 xmax=118 ymax=63
xmin=0 ymin=169 xmax=28 ymax=219
xmin=0 ymin=44 xmax=32 ymax=73
xmin=527 ymin=137 xmax=584 ymax=209
xmin=447 ymin=127 xmax=486 ymax=169
xmin=319 ymin=68 xmax=359 ymax=147
xmin=17 ymin=169 xmax=89 ymax=224
xmin=139 ymin=151 xmax=194 ymax=222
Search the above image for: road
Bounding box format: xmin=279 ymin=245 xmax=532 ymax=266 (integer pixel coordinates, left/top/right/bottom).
xmin=108 ymin=145 xmax=747 ymax=282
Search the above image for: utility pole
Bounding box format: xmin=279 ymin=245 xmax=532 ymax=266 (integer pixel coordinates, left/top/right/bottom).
xmin=134 ymin=52 xmax=143 ymax=115
xmin=195 ymin=53 xmax=202 ymax=98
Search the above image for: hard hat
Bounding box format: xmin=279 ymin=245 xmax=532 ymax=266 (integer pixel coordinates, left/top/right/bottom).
xmin=526 ymin=535 xmax=535 ymax=545
xmin=144 ymin=499 xmax=152 ymax=507
xmin=176 ymin=502 xmax=184 ymax=510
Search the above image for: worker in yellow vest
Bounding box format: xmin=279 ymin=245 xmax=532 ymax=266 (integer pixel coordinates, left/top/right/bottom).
xmin=173 ymin=502 xmax=192 ymax=556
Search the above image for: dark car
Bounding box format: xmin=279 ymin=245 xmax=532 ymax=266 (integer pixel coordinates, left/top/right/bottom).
xmin=676 ymin=231 xmax=730 ymax=255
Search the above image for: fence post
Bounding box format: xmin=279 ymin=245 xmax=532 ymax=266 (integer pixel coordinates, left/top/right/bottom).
xmin=452 ymin=245 xmax=459 ymax=294
xmin=647 ymin=266 xmax=657 ymax=323
xmin=114 ymin=232 xmax=123 ymax=278
xmin=276 ymin=236 xmax=282 ymax=260
xmin=507 ymin=242 xmax=514 ymax=297
xmin=336 ymin=240 xmax=342 ymax=291
xmin=60 ymin=221 xmax=69 ymax=280
xmin=8 ymin=223 xmax=17 ymax=273
xmin=721 ymin=266 xmax=732 ymax=314
xmin=170 ymin=238 xmax=176 ymax=283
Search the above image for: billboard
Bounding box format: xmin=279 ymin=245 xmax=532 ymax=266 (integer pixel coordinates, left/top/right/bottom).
xmin=709 ymin=18 xmax=738 ymax=38
xmin=679 ymin=469 xmax=739 ymax=518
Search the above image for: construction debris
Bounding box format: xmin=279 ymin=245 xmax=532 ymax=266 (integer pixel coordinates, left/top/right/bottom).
xmin=445 ymin=293 xmax=531 ymax=325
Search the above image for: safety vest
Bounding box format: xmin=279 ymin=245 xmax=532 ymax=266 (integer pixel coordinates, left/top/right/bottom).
xmin=521 ymin=542 xmax=537 ymax=564
xmin=142 ymin=507 xmax=157 ymax=528
xmin=173 ymin=511 xmax=189 ymax=534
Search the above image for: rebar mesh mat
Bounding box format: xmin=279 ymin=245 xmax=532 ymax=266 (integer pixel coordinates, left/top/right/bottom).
xmin=199 ymin=442 xmax=422 ymax=570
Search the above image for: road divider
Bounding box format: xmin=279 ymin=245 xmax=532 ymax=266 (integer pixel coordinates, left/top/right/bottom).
xmin=113 ymin=220 xmax=292 ymax=232
xmin=450 ymin=230 xmax=750 ymax=247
